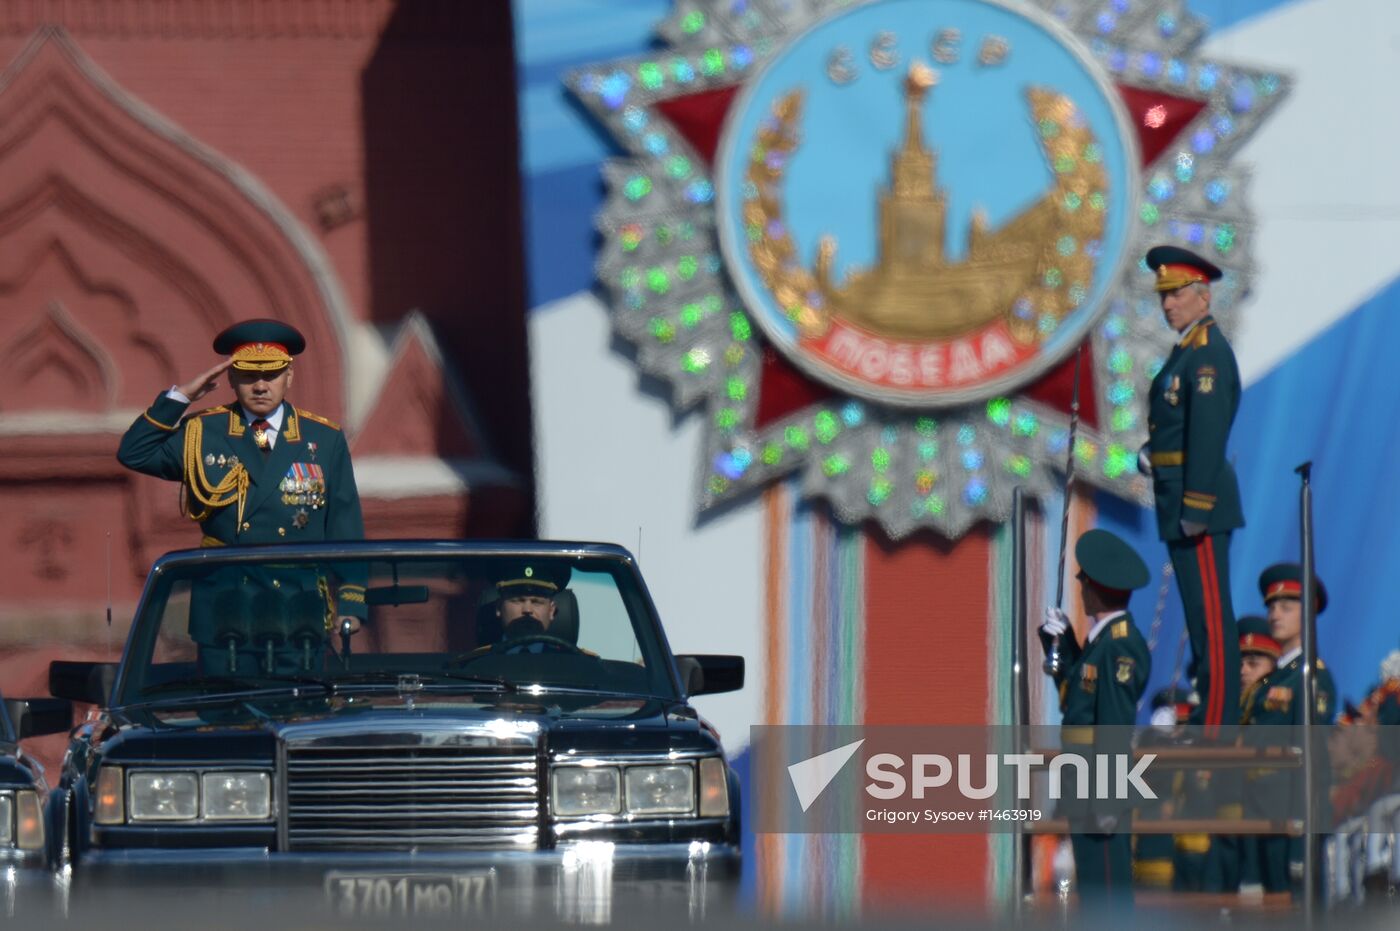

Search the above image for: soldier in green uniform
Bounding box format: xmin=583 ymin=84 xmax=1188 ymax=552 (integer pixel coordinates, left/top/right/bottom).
xmin=1238 ymin=615 xmax=1281 ymax=713
xmin=1200 ymin=616 xmax=1282 ymax=892
xmin=1134 ymin=686 xmax=1196 ymax=891
xmin=1138 ymin=246 xmax=1243 ymax=732
xmin=117 ymin=319 xmax=366 ymax=671
xmin=1039 ymin=528 xmax=1152 ymax=908
xmin=1243 ymin=563 xmax=1336 ymax=897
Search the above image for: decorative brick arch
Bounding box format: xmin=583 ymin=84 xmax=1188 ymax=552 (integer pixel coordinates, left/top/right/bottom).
xmin=0 ymin=26 xmax=354 ymax=421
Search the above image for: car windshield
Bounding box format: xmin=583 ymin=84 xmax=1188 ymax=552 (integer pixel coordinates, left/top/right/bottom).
xmin=115 ymin=550 xmax=677 ymax=705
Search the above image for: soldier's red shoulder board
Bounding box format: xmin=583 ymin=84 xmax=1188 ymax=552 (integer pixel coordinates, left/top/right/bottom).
xmin=295 ymin=408 xmax=342 ymax=431
xmin=198 ymin=405 xmax=230 ymax=417
xmin=1111 ymin=619 xmax=1129 ymax=639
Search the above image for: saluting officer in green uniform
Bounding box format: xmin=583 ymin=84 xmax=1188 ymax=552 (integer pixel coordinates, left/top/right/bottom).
xmin=117 ymin=320 xmax=366 ymax=670
xmin=1039 ymin=529 xmax=1152 ymax=908
xmin=1243 ymin=564 xmax=1336 ymax=897
xmin=1138 ymin=246 xmax=1243 ymax=732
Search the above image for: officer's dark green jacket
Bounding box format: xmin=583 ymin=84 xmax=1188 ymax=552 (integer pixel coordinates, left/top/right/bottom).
xmin=1144 ymin=316 xmax=1244 ymax=541
xmin=1245 ymin=652 xmax=1336 ymax=728
xmin=1054 ymin=613 xmax=1151 ymax=819
xmin=1243 ymin=651 xmax=1336 ymax=825
xmin=119 ymin=393 xmax=364 ymax=545
xmin=118 ymin=393 xmax=367 ymax=616
xmin=1058 ymin=613 xmax=1152 ymax=727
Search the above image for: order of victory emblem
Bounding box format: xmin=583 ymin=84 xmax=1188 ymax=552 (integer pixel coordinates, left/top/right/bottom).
xmin=569 ymin=0 xmax=1285 ymax=538
xmin=716 ymin=0 xmax=1138 ymax=406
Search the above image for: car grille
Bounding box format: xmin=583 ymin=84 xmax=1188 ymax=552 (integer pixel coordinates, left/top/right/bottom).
xmin=282 ymin=744 xmax=541 ymax=851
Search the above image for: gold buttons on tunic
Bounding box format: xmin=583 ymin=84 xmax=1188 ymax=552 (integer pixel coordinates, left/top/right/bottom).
xmin=241 ymin=521 xmax=251 ymax=531
xmin=278 ymin=527 xmax=286 ymax=537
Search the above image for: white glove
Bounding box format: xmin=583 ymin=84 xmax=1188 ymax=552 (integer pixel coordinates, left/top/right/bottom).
xmin=1042 ymin=606 xmax=1069 ymax=637
xmin=1180 ymin=519 xmax=1207 ymax=537
xmin=1137 ymin=447 xmax=1153 ymax=477
xmin=1380 ymin=650 xmax=1400 ymax=682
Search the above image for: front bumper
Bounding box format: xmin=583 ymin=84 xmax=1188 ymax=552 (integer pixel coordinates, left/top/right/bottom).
xmin=0 ymin=861 xmax=63 ymax=918
xmin=72 ymin=842 xmax=740 ymax=920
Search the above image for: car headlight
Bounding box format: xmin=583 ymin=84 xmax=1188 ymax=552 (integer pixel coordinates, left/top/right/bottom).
xmin=15 ymin=790 xmax=43 ymax=850
xmin=624 ymin=765 xmax=694 ymax=815
xmin=201 ymin=772 xmax=271 ymax=821
xmin=552 ymin=766 xmax=621 ymax=816
xmin=128 ymin=771 xmax=198 ymax=821
xmin=0 ymin=794 xmax=11 ymax=846
xmin=698 ymin=757 xmax=730 ymax=818
xmin=94 ymin=766 xmax=124 ymax=825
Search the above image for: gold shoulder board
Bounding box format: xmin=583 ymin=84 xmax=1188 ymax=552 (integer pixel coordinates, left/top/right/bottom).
xmin=1111 ymin=620 xmax=1129 ymax=639
xmin=295 ymin=408 xmax=342 ymax=431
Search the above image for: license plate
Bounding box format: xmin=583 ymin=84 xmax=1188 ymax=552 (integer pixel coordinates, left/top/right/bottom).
xmin=325 ymin=871 xmax=495 ymax=917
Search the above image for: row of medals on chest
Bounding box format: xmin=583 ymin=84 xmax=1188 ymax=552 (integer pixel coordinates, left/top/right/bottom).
xmin=202 ymin=450 xmax=326 ymax=509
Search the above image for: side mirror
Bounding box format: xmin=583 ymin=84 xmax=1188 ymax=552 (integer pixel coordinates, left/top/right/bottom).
xmin=674 ymin=654 xmax=745 ymax=696
xmin=49 ymin=661 xmax=118 ymax=706
xmin=4 ymin=697 xmax=74 ymax=739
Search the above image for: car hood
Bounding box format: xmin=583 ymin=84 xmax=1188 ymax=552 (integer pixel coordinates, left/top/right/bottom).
xmin=95 ymin=694 xmax=718 ymax=764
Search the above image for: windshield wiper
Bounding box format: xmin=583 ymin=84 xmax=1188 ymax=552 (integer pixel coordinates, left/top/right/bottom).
xmin=509 ymin=685 xmax=671 ymax=703
xmin=137 ymin=674 xmax=328 ymax=695
xmin=322 ymin=671 xmax=517 ymax=694
xmin=120 ymin=683 xmax=328 ymax=713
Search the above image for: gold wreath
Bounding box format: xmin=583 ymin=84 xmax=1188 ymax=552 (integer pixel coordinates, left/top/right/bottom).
xmin=743 ymin=83 xmax=1109 ymax=344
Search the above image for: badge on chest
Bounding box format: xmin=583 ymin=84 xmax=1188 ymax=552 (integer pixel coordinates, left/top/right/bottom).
xmin=1163 ymin=374 xmax=1181 ymax=407
xmin=1264 ymin=685 xmax=1292 ymax=713
xmin=1080 ymin=664 xmax=1098 ymax=694
xmin=281 ymin=462 xmax=327 ymax=509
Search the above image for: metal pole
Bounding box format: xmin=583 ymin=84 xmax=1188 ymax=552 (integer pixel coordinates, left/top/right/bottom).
xmin=1296 ymin=461 xmax=1318 ymax=918
xmin=1010 ymin=487 xmax=1030 ymax=911
xmin=1054 ymin=345 xmax=1085 ymax=610
xmin=1043 ymin=344 xmax=1086 ymax=676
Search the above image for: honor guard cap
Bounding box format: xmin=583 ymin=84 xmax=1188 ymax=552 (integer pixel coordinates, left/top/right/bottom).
xmin=1258 ymin=562 xmax=1328 ymax=614
xmin=1075 ymin=528 xmax=1150 ymax=592
xmin=1146 ymin=245 xmax=1224 ymax=293
xmin=213 ymin=319 xmax=306 ymax=372
xmin=1237 ymin=614 xmax=1281 ymax=658
xmin=496 ymin=562 xmax=571 ymax=600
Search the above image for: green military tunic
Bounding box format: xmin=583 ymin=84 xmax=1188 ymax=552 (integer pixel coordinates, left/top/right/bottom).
xmin=1144 ymin=315 xmax=1244 ymax=729
xmin=119 ymin=393 xmax=364 ymax=548
xmin=1145 ymin=315 xmax=1244 ymax=538
xmin=1052 ymin=612 xmax=1151 ymax=905
xmin=118 ymin=393 xmax=367 ymax=671
xmin=1243 ymin=650 xmax=1336 ymax=895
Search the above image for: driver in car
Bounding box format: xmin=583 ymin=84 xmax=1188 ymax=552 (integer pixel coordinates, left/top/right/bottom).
xmin=495 ymin=563 xmax=571 ymax=644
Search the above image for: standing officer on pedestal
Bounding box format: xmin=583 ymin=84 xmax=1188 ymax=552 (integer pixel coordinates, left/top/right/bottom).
xmin=1040 ymin=528 xmax=1152 ymax=909
xmin=117 ymin=319 xmax=366 ymax=668
xmin=1138 ymin=246 xmax=1244 ymax=731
